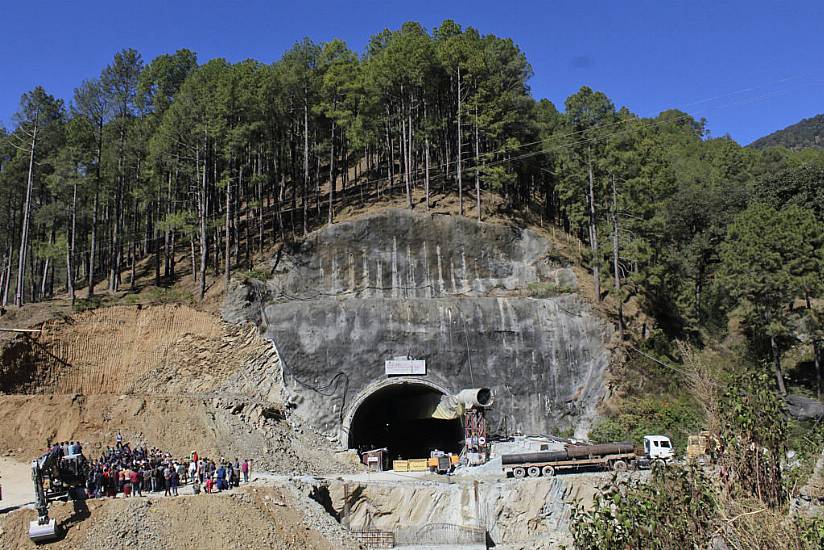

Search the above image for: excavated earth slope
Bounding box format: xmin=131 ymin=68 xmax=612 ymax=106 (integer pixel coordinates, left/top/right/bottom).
xmin=0 ymin=304 xmax=353 ymax=473
xmin=224 ymin=208 xmax=613 ymax=440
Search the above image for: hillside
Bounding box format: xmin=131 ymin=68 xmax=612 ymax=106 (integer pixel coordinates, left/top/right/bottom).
xmin=749 ymin=113 xmax=824 ymax=149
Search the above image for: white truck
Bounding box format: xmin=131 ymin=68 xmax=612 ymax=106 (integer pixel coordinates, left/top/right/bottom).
xmin=502 ymin=435 xmax=674 ymax=478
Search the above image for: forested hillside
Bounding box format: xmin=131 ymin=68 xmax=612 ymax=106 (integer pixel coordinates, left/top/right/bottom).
xmin=0 ymin=20 xmax=822 ymax=393
xmin=750 ymin=113 xmax=824 ymax=150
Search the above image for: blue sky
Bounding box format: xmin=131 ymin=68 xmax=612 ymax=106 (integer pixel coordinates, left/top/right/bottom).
xmin=1 ymin=0 xmax=822 ymax=144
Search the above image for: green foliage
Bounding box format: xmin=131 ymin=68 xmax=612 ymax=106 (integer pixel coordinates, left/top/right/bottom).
xmin=796 ymin=516 xmax=824 ymax=548
xmin=570 ymin=466 xmax=718 ymax=549
xmin=718 ymin=203 xmax=823 ymax=386
xmin=238 ymin=269 xmax=269 ymax=283
xmin=72 ymin=296 xmax=102 ymax=312
xmin=717 ymin=370 xmax=788 ymax=507
xmin=589 ymin=395 xmax=703 ymax=455
xmin=139 ymin=286 xmax=194 ymax=305
xmin=526 ymin=280 xmax=574 ymax=298
xmin=750 ymin=113 xmax=824 ymax=151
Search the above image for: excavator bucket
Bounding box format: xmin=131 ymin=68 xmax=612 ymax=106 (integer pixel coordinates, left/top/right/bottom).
xmin=28 ymin=519 xmax=59 ymax=543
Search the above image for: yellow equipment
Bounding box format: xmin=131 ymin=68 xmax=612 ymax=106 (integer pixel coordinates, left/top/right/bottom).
xmin=687 ymin=432 xmax=712 ymax=463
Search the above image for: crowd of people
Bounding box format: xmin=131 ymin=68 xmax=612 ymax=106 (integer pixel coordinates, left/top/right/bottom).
xmin=50 ymin=432 xmax=252 ymax=499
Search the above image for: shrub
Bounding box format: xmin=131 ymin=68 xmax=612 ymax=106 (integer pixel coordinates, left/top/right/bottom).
xmin=73 ymin=296 xmax=102 ymax=312
xmin=141 ymin=286 xmax=194 ymax=305
xmin=527 ymin=281 xmax=574 ymax=298
xmin=571 ymin=466 xmax=718 ymax=549
xmin=588 ymin=395 xmax=704 ymax=455
xmin=239 ymin=269 xmax=269 ymax=282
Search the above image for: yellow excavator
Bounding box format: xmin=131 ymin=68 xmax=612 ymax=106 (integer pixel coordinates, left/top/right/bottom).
xmin=28 ymin=447 xmax=88 ymax=543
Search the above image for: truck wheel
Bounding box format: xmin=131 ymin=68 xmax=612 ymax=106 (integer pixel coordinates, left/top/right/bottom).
xmin=527 ymin=466 xmax=541 ymax=478
xmin=513 ymin=467 xmax=526 ymax=479
xmin=612 ymin=460 xmax=628 ymax=472
xmin=541 ymin=466 xmax=555 ymax=477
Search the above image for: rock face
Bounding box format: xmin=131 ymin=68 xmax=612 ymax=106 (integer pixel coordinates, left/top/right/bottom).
xmin=323 ymin=477 xmax=576 ymax=549
xmin=224 ymin=209 xmax=612 ymax=441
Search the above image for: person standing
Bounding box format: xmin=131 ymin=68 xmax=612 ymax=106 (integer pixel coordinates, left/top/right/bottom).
xmin=163 ymin=464 xmax=172 ymax=496
xmin=170 ymin=468 xmax=179 ymax=496
xmin=131 ymin=468 xmax=141 ymax=497
xmin=215 ymin=463 xmax=225 ymax=491
xmin=241 ymin=459 xmax=249 ymax=483
xmin=122 ymin=467 xmax=132 ymax=497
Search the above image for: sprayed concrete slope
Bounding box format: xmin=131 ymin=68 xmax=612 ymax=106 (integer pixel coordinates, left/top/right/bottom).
xmin=224 ymin=209 xmax=612 ymax=440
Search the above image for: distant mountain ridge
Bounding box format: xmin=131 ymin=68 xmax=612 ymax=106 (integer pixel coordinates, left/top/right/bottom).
xmin=749 ymin=114 xmax=824 ymax=150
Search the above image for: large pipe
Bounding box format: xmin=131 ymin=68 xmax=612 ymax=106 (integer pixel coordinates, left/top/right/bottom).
xmin=455 ymin=388 xmax=494 ymax=408
xmin=502 ymin=451 xmax=568 ymax=465
xmin=501 ymin=442 xmax=636 ymax=465
xmin=394 ymin=388 xmax=495 ymax=421
xmin=565 ymin=442 xmax=634 ymax=458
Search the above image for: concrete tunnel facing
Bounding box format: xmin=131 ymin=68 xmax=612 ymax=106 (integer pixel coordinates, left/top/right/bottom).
xmin=345 ymin=381 xmax=464 ymax=461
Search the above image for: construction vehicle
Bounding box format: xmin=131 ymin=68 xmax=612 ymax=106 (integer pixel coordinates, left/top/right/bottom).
xmin=502 ymin=435 xmax=674 ymax=478
xmin=687 ymin=431 xmax=713 ymax=464
xmin=28 ymin=447 xmax=89 ymax=543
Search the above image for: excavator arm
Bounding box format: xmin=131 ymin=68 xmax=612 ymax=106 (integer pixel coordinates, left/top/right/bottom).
xmin=29 ymin=450 xmax=60 ymax=542
xmin=28 ymin=448 xmax=86 ymax=543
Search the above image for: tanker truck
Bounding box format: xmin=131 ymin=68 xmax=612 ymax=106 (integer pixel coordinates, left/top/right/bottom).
xmin=502 ymin=435 xmax=674 ymax=478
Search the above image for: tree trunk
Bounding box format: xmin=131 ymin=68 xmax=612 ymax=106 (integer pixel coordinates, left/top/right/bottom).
xmin=474 ymin=104 xmax=480 ymax=222
xmin=67 ymin=180 xmax=77 ymax=304
xmin=110 ymin=123 xmax=126 ymax=294
xmin=190 ymin=238 xmax=197 ymax=282
xmin=129 ymin=207 xmax=136 ymax=290
xmin=15 ymin=122 xmax=37 ymax=307
xmin=611 ymin=174 xmax=622 ymax=339
xmin=457 ymin=66 xmax=463 ymax=216
xmin=408 ymin=103 xmax=414 ymax=208
xmin=328 ymin=122 xmax=336 ymax=224
xmin=770 ymin=333 xmax=787 ymax=395
xmin=424 ymin=101 xmax=430 ymax=209
xmin=402 ymin=103 xmax=412 ymax=209
xmin=225 ymin=162 xmax=232 ymax=287
xmin=40 ymin=237 xmax=51 ymax=299
xmin=807 ymin=294 xmax=822 ymax=399
xmin=587 ymin=153 xmax=601 ymax=301
xmin=303 ymin=98 xmax=309 ymax=236
xmin=198 ymin=146 xmax=208 ymax=302
xmin=385 ymin=120 xmax=393 ymax=192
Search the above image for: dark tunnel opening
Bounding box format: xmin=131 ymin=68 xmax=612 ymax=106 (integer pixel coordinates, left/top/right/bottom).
xmin=348 ymin=383 xmax=464 ymax=461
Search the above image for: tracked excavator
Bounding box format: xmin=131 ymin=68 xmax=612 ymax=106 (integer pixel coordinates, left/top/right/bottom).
xmin=28 ymin=446 xmax=88 ymax=543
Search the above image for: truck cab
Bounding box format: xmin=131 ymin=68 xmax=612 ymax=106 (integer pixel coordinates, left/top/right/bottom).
xmin=643 ymin=435 xmax=674 ymax=461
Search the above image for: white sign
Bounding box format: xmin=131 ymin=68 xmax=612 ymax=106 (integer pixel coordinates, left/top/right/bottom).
xmin=385 ymin=359 xmax=426 ymax=376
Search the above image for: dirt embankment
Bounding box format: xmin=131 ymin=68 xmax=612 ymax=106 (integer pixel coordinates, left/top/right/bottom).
xmin=0 ymin=484 xmax=361 ymax=550
xmin=1 ymin=304 xmax=273 ymax=397
xmin=0 ymin=304 xmax=358 ymax=474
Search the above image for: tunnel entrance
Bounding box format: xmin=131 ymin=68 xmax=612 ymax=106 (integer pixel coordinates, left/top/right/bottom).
xmin=347 ymin=382 xmax=463 ymax=461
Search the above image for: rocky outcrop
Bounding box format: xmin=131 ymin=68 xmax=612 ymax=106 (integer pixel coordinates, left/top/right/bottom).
xmin=224 ymin=209 xmax=612 ymax=440
xmin=321 ymin=477 xmax=580 ymax=548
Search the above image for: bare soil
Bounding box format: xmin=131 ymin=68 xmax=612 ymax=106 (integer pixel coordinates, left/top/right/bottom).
xmin=0 ymin=484 xmax=361 ymax=550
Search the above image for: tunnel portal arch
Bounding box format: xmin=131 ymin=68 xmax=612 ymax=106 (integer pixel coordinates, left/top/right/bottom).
xmin=342 ymin=378 xmax=464 ymax=461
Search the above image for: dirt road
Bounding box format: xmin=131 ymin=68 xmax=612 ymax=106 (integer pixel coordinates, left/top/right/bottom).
xmin=0 ymin=457 xmax=32 ymax=511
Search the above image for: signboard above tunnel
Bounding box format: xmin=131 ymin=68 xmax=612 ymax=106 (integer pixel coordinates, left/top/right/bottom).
xmin=385 ymin=358 xmax=426 ymax=376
